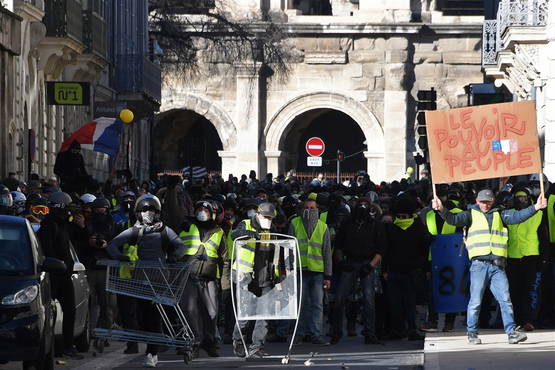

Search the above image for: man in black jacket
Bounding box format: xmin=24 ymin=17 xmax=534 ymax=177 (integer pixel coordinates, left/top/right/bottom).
xmin=54 ymin=141 xmax=91 ymax=194
xmin=331 ymin=198 xmax=386 ymax=345
xmin=179 ymin=200 xmax=229 ymax=358
xmin=38 ymin=192 xmax=84 ymax=360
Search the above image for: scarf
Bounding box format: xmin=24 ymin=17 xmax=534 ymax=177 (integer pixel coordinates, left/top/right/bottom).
xmin=393 ymin=215 xmax=416 ymax=230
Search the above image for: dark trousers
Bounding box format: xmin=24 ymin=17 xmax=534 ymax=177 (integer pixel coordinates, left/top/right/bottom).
xmin=507 ymin=256 xmax=539 ymax=325
xmin=181 ymin=280 xmax=219 ymax=345
xmin=118 ymin=295 xmax=159 ymax=355
xmin=387 ymin=271 xmax=417 ymax=334
xmin=53 ymin=277 xmax=76 ymax=350
xmin=88 ymin=269 xmax=116 ymax=330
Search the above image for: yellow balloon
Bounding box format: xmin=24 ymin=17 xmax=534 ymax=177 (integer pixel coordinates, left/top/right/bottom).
xmin=406 ymin=166 xmax=414 ymax=174
xmin=119 ymin=109 xmax=134 ymax=123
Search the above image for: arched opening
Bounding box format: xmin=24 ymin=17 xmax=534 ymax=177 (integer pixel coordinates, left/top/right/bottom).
xmin=281 ymin=109 xmax=366 ymax=173
xmin=153 ymin=109 xmax=223 ymax=173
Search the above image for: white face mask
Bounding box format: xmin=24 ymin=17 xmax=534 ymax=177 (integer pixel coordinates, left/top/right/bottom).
xmin=196 ymin=210 xmax=210 ymax=222
xmin=258 ymin=216 xmax=272 ymax=230
xmin=247 ymin=209 xmax=257 ymax=218
xmin=141 ymin=211 xmax=156 ymax=225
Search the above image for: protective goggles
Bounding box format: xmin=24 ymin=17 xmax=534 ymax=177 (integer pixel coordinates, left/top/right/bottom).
xmin=31 ymin=205 xmax=50 ymax=215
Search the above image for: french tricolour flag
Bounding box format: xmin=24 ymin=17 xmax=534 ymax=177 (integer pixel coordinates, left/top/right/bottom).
xmin=60 ymin=117 xmax=123 ymax=157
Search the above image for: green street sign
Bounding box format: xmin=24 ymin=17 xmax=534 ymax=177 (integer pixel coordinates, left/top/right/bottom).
xmin=46 ymin=82 xmax=91 ymax=105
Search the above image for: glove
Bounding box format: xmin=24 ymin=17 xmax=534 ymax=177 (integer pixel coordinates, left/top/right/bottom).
xmin=118 ymin=255 xmax=131 ymax=262
xmin=245 ymin=230 xmax=261 ymax=239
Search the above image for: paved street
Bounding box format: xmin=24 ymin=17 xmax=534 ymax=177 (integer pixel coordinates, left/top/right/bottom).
xmin=0 ymin=336 xmax=424 ymax=369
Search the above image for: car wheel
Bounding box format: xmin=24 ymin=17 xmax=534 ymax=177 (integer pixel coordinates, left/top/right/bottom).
xmin=74 ymin=312 xmax=91 ymax=352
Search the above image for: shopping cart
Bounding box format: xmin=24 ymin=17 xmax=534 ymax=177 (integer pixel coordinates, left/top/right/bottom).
xmin=94 ymin=260 xmax=195 ymax=363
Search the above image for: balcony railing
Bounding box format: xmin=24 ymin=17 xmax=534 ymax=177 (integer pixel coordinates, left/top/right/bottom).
xmin=16 ymin=0 xmax=45 ymax=12
xmin=44 ymin=0 xmax=83 ymax=43
xmin=82 ymin=10 xmax=106 ymax=57
xmin=482 ymin=0 xmax=549 ymax=65
xmin=114 ymin=54 xmax=161 ymax=103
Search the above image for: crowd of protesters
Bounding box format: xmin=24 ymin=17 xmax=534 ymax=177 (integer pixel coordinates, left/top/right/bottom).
xmin=1 ymin=161 xmax=555 ymax=367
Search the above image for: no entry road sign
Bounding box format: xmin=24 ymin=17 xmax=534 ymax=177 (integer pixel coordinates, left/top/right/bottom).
xmin=306 ymin=137 xmax=325 ymax=157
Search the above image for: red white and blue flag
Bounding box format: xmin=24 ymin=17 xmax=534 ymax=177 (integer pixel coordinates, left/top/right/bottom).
xmin=60 ymin=117 xmax=123 ymax=157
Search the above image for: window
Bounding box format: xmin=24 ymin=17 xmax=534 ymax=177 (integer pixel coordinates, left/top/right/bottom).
xmin=0 ymin=224 xmax=33 ymax=275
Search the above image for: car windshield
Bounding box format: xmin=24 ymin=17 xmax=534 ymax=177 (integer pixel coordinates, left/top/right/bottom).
xmin=0 ymin=224 xmax=33 ymax=275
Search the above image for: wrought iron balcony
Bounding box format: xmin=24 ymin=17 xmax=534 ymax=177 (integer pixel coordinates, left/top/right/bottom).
xmin=113 ymin=54 xmax=161 ymax=103
xmin=82 ymin=10 xmax=106 ymax=57
xmin=44 ymin=0 xmax=83 ymax=43
xmin=482 ymin=0 xmax=548 ymax=66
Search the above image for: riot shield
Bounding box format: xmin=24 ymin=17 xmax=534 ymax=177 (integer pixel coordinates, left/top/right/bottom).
xmin=232 ymin=234 xmax=299 ymax=321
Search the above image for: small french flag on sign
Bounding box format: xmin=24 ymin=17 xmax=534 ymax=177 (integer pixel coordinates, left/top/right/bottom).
xmin=60 ymin=117 xmax=123 ymax=157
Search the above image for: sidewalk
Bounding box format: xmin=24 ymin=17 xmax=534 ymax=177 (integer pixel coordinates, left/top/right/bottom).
xmin=424 ymin=329 xmax=555 ymax=370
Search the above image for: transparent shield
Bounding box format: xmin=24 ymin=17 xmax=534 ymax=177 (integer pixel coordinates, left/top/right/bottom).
xmin=233 ymin=235 xmax=299 ymax=321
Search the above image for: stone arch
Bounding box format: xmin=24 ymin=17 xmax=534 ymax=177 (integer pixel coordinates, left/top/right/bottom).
xmin=159 ymin=93 xmax=237 ymax=151
xmin=265 ymin=92 xmax=385 ymax=178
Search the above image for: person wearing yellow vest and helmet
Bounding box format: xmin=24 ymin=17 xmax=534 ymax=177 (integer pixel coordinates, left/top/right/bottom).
xmin=230 ymin=202 xmax=284 ymax=358
xmin=505 ymin=187 xmax=548 ymax=332
xmin=419 ymin=187 xmax=464 ymax=333
xmin=220 ymin=198 xmax=238 ymax=344
xmin=432 ymin=188 xmax=547 ymax=345
xmin=179 ymin=200 xmax=229 ymax=358
xmin=108 ymin=194 xmax=184 ymax=368
xmin=289 ymin=196 xmax=332 ymax=345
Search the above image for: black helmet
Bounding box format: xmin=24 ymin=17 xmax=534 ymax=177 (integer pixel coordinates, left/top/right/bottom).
xmin=92 ymin=197 xmax=111 ymax=209
xmin=48 ymin=192 xmax=72 ymax=209
xmin=134 ymin=194 xmax=161 ymax=213
xmin=194 ymin=200 xmax=214 ymax=215
xmin=26 ymin=193 xmax=46 ymax=207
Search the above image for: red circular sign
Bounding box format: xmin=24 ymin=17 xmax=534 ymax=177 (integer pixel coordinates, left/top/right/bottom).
xmin=306 ymin=137 xmax=325 ymax=157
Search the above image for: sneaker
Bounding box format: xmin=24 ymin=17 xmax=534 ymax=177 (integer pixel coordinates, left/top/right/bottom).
xmin=63 ymin=347 xmax=84 ymax=360
xmin=311 ymin=336 xmax=330 ymax=345
xmin=508 ymin=329 xmax=527 ymax=344
xmin=266 ymin=333 xmax=287 ymax=343
xmin=522 ymin=323 xmax=535 ymax=332
xmin=467 ymin=332 xmax=481 ymax=345
xmin=233 ymin=341 xmax=246 ymax=358
xmin=364 ymin=335 xmax=384 ymax=345
xmin=249 ymin=348 xmax=270 ymax=358
xmin=124 ymin=343 xmax=139 ymax=354
xmin=420 ymin=322 xmax=439 ymax=332
xmin=330 ymin=335 xmax=341 ymax=345
xmin=144 ymin=353 xmax=158 ymax=368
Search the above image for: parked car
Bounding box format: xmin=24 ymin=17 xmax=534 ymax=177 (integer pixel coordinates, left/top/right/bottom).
xmin=0 ymin=215 xmax=66 ymax=370
xmin=53 ymin=242 xmax=91 ymax=353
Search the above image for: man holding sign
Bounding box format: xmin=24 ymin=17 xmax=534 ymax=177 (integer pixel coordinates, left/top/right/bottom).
xmin=432 ymin=189 xmax=546 ymax=344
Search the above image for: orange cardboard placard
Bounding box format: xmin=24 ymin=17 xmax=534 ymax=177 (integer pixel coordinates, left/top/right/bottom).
xmin=425 ymin=101 xmax=541 ymax=184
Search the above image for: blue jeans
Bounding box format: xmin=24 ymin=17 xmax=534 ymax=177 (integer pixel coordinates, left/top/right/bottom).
xmin=332 ymin=263 xmax=376 ymax=337
xmin=298 ymin=271 xmax=324 ymax=338
xmin=467 ymin=260 xmax=516 ymax=334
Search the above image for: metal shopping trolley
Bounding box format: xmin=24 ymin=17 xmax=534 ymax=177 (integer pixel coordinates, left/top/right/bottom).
xmin=231 ymin=233 xmax=302 ymax=364
xmin=94 ymin=260 xmax=195 ymax=364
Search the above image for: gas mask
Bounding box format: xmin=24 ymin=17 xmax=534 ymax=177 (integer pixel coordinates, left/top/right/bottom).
xmin=196 ymin=210 xmax=210 ymax=222
xmin=141 ymin=211 xmax=156 ymax=225
xmin=257 ymin=215 xmax=272 ymax=230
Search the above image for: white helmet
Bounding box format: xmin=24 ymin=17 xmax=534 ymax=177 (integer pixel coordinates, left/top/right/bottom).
xmin=80 ymin=193 xmax=96 ymax=204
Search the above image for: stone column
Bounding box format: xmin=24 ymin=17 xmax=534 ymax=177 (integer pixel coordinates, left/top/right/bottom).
xmin=543 ymin=4 xmax=555 ymax=180
xmin=218 ymin=150 xmax=237 ymax=179
xmin=364 ymin=151 xmax=385 ymax=182
xmin=264 ymin=150 xmax=283 ymax=177
xmin=383 ymin=37 xmax=410 ymax=181
xmin=358 ymin=0 xmax=411 ymax=22
xmin=234 ymin=63 xmax=264 ymax=177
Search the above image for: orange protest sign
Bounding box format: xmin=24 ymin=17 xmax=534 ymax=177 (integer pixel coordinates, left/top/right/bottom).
xmin=425 ymin=101 xmax=541 ymax=184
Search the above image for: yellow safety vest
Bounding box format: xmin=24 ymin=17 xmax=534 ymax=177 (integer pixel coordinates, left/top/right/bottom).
xmin=320 ymin=211 xmax=328 ymax=224
xmin=232 ymin=220 xmax=258 ymax=273
xmin=466 ymin=209 xmax=508 ymax=259
xmin=507 ymin=210 xmax=542 ymax=258
xmin=179 ymin=224 xmax=223 ymax=259
xmin=291 ymin=216 xmax=327 ymax=272
xmin=547 ymin=195 xmax=555 ymax=243
xmin=120 ymin=227 xmax=139 ymax=278
xmin=426 ymin=208 xmax=462 ymax=235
